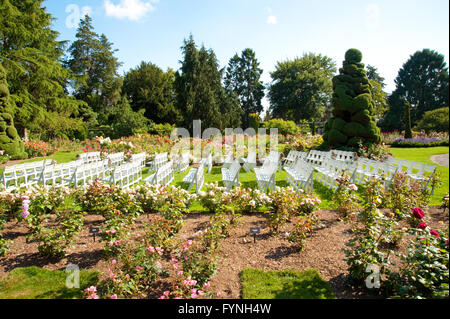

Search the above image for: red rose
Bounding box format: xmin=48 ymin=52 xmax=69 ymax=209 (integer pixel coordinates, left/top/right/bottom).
xmin=417 ymin=222 xmax=427 ymax=230
xmin=411 ymin=208 xmax=425 ymax=219
xmin=430 ymin=230 xmax=439 ymax=238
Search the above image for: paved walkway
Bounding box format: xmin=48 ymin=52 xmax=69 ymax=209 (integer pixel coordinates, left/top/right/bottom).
xmin=430 ymin=153 xmax=449 ymax=167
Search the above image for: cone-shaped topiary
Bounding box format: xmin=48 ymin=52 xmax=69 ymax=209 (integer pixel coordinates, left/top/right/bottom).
xmin=323 ymin=49 xmax=381 ymax=148
xmin=0 ymin=63 xmax=27 ymax=159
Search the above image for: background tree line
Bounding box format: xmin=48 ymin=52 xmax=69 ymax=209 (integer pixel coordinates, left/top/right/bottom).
xmin=0 ymin=0 xmax=448 ymax=143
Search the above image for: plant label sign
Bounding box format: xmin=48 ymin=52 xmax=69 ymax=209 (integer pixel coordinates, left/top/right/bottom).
xmin=89 ymin=227 xmax=100 ymax=241
xmin=250 ymin=227 xmax=260 ymax=243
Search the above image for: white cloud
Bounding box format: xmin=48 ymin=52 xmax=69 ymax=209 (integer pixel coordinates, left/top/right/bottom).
xmin=266 ymin=15 xmax=277 ymax=25
xmin=104 ymin=0 xmax=157 ymax=21
xmin=365 ymin=3 xmax=380 ymax=29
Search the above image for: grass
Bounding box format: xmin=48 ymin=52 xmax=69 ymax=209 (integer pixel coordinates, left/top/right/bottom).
xmin=0 ymin=266 xmax=99 ymax=299
xmin=240 ymin=268 xmax=336 ymax=299
xmin=389 ymin=146 xmax=449 ymax=206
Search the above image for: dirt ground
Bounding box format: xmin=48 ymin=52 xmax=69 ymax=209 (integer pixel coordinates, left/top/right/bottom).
xmin=0 ymin=207 xmax=448 ymax=299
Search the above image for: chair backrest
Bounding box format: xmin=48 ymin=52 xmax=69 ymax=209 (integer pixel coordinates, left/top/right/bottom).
xmin=332 ymin=150 xmax=356 ymax=163
xmin=306 ymin=150 xmax=330 ymax=166
xmin=107 ymin=152 xmax=124 ymax=167
xmin=131 ymin=152 xmax=147 ymax=168
xmin=79 ymin=152 xmax=101 ymax=164
xmin=195 ymin=162 xmax=205 ymax=193
xmin=266 ymin=151 xmax=280 ymax=162
xmin=292 ymin=159 xmax=313 ymax=177
xmin=247 ymin=151 xmax=257 ymax=163
xmin=261 ymin=160 xmax=278 ymax=176
xmin=224 ymin=152 xmax=233 ymax=162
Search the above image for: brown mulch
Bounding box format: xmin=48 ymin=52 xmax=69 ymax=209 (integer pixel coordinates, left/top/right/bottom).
xmin=0 ymin=207 xmax=448 ymax=299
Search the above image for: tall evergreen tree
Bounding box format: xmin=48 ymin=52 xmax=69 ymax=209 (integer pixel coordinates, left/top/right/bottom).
xmin=366 ymin=65 xmax=388 ymax=119
xmin=224 ymin=48 xmax=264 ymax=128
xmin=0 ymin=63 xmax=26 ymax=159
xmin=0 ymin=0 xmax=87 ymax=140
xmin=123 ymin=62 xmax=179 ymax=124
xmin=66 ymin=15 xmax=122 ymax=114
xmin=392 ymin=49 xmax=449 ymax=125
xmin=174 ymin=35 xmax=241 ymax=132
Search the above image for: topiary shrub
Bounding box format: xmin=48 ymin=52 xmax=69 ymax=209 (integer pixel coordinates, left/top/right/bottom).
xmin=0 ymin=64 xmax=27 ymax=159
xmin=322 ymin=49 xmax=381 ymax=149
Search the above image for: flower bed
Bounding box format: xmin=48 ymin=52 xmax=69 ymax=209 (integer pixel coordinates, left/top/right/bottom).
xmin=391 ymin=137 xmax=449 ymax=148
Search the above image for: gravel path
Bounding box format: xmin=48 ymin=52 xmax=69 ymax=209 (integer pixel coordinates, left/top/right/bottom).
xmin=430 ymin=153 xmax=449 ymax=167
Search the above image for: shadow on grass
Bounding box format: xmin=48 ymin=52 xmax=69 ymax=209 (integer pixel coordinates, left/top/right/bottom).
xmin=240 ymin=268 xmax=336 ymax=299
xmin=0 ymin=266 xmax=100 ymax=299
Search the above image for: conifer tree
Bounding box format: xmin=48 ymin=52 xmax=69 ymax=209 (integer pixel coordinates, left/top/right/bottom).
xmin=323 ymin=49 xmax=381 ymax=148
xmin=0 ymin=64 xmax=26 ymax=159
xmin=0 ymin=0 xmax=87 ymax=140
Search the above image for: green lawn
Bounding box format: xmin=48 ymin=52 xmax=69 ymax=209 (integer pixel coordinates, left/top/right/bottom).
xmin=0 ymin=266 xmax=99 ymax=299
xmin=389 ymin=147 xmax=449 ymax=206
xmin=240 ymin=268 xmax=336 ymax=299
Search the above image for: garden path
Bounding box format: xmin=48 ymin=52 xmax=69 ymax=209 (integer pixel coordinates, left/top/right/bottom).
xmin=430 ymin=153 xmax=449 ymax=167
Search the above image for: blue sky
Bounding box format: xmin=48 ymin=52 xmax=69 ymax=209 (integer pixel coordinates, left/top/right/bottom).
xmin=44 ymin=0 xmax=449 ymax=110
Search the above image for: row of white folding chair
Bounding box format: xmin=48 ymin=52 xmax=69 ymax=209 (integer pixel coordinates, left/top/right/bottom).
xmin=315 ymin=159 xmax=354 ymax=190
xmin=182 ymin=161 xmax=205 ymax=194
xmin=78 ymin=152 xmax=101 ymax=165
xmin=349 ymin=158 xmax=398 ymax=188
xmin=331 ymin=150 xmax=356 ymax=163
xmin=255 ymin=160 xmax=278 ymax=193
xmin=154 ymin=161 xmax=174 ymax=185
xmin=284 ymin=159 xmax=315 ymax=193
xmin=201 ymin=153 xmax=213 ymax=173
xmin=73 ymin=160 xmax=110 ymax=187
xmin=107 ymin=161 xmax=142 ymax=188
xmin=305 ymin=150 xmax=331 ymax=167
xmin=152 ymin=152 xmax=168 ymax=171
xmin=40 ymin=160 xmax=84 ymax=186
xmin=131 ymin=152 xmax=147 ymax=169
xmin=1 ymin=159 xmax=54 ymax=189
xmin=222 ymin=160 xmax=241 ymax=191
xmin=177 ymin=152 xmax=190 ymax=173
xmin=107 ymin=152 xmax=124 ymax=167
xmin=385 ymin=158 xmax=437 ymax=180
xmin=242 ymin=151 xmax=257 ymax=172
xmin=283 ymin=150 xmax=307 ymax=168
xmin=385 ymin=157 xmax=437 ymax=193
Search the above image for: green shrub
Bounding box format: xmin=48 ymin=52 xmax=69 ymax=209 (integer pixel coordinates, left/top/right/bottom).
xmin=149 ymin=122 xmax=176 ymax=136
xmin=415 ymin=107 xmax=449 ymax=133
xmin=248 ymin=113 xmax=261 ymax=131
xmin=262 ymin=118 xmax=300 ymax=135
